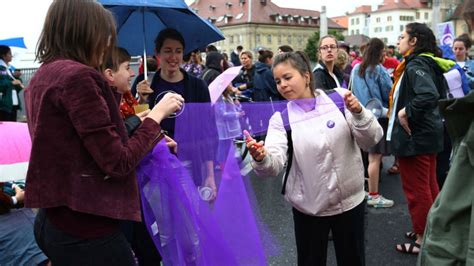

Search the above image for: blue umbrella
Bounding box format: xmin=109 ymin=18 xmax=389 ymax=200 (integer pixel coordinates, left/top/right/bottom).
xmin=98 ymin=0 xmax=225 ymax=56
xmin=0 ymin=37 xmax=27 ymax=49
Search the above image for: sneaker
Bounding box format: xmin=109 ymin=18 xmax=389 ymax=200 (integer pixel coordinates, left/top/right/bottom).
xmin=367 ymin=195 xmax=394 ymax=208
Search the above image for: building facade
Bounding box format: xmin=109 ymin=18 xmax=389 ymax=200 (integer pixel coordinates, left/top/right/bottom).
xmin=189 ymin=0 xmax=345 ymax=54
xmin=348 ymin=0 xmax=432 ymax=45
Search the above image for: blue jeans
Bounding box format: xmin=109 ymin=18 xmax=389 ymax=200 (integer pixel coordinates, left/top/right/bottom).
xmin=34 ymin=209 xmax=135 ymax=266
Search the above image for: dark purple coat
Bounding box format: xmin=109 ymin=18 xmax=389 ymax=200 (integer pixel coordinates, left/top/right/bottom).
xmin=24 ymin=59 xmax=163 ymax=221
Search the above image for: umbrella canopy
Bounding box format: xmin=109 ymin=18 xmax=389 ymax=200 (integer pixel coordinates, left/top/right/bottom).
xmin=98 ymin=0 xmax=225 ymax=56
xmin=0 ymin=37 xmax=27 ymax=49
xmin=0 ymin=122 xmax=31 ymax=182
xmin=208 ymin=66 xmax=242 ymax=104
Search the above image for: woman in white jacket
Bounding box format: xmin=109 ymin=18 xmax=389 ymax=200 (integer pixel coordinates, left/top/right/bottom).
xmin=246 ymin=51 xmax=382 ymax=266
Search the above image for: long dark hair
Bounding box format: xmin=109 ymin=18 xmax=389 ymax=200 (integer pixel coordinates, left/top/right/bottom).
xmin=0 ymin=45 xmax=11 ymax=61
xmin=358 ymin=38 xmax=385 ymax=77
xmin=405 ymin=22 xmax=442 ymax=57
xmin=273 ymin=51 xmax=315 ymax=91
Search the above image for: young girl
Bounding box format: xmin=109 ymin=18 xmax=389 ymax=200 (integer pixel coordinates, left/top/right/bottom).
xmin=351 ymin=38 xmax=394 ymax=208
xmin=246 ymin=51 xmax=382 ymax=265
xmin=25 ymin=1 xmax=182 ymax=265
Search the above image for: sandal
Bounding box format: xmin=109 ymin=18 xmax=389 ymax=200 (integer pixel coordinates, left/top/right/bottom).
xmin=405 ymin=232 xmax=417 ymax=240
xmin=387 ymin=164 xmax=400 ymax=175
xmin=396 ymin=243 xmax=420 ymax=255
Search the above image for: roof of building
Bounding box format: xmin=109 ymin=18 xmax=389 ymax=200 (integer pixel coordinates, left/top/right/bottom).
xmin=350 ymin=5 xmax=372 ymax=15
xmin=189 ymin=0 xmax=344 ymax=29
xmin=373 ymin=0 xmax=429 ymax=13
xmin=330 ymin=15 xmax=348 ymax=28
xmin=349 ymin=0 xmax=429 ymax=15
xmin=344 ymin=34 xmax=370 ymax=47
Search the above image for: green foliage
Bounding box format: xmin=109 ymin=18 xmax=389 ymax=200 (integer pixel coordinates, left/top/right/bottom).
xmin=304 ymin=30 xmax=345 ymax=62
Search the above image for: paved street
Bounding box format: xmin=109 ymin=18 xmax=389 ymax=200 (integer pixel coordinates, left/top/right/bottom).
xmin=246 ymin=156 xmax=419 ymax=266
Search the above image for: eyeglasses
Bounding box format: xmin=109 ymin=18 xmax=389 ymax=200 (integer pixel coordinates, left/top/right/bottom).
xmin=319 ymin=45 xmax=338 ymax=51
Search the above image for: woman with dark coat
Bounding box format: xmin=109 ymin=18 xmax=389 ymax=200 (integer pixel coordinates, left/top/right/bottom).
xmin=313 ymin=35 xmax=344 ymax=91
xmin=253 ymin=49 xmax=282 ymax=102
xmin=0 ymin=45 xmax=24 ymax=121
xmin=387 ymin=22 xmax=446 ymax=255
xmin=200 ymin=51 xmax=224 ymax=85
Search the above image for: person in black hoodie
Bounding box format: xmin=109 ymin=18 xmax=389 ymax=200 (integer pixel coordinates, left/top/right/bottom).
xmin=200 ymin=51 xmax=224 ymax=85
xmin=253 ymin=49 xmax=283 ymax=102
xmin=313 ymin=35 xmax=344 ymax=91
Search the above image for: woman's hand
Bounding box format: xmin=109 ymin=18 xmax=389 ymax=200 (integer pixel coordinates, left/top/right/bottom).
xmin=397 ymin=108 xmax=411 ymax=136
xmin=137 ymin=80 xmax=154 ymax=103
xmin=12 ymin=79 xmax=24 ymax=89
xmin=244 ymin=130 xmax=266 ymax=162
xmin=164 ymin=135 xmax=177 ymax=154
xmin=136 ymin=109 xmax=150 ymax=122
xmin=147 ymin=93 xmax=184 ymax=124
xmin=343 ymin=91 xmax=362 ymax=113
xmin=202 ymin=176 xmax=217 ymax=202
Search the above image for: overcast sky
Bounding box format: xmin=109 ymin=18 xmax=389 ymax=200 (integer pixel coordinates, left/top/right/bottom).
xmin=1 ymin=0 xmax=382 ymax=66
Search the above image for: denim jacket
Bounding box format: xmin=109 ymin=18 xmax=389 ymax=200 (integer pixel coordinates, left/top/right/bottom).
xmin=351 ymin=64 xmax=392 ymax=107
xmin=461 ymin=58 xmax=474 ymax=91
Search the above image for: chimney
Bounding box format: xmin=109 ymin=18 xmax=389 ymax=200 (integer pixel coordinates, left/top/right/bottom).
xmin=320 ymin=5 xmax=328 ymax=38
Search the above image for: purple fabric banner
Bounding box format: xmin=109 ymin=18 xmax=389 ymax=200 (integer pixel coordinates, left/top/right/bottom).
xmin=136 ymin=100 xmax=281 ymax=265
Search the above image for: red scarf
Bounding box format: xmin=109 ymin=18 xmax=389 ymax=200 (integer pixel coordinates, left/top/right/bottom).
xmin=119 ymin=91 xmax=138 ymax=119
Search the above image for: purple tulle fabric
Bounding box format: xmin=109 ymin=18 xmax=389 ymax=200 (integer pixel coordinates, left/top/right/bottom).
xmin=136 ymin=102 xmax=283 ymax=265
xmin=136 ymin=97 xmax=347 ymax=265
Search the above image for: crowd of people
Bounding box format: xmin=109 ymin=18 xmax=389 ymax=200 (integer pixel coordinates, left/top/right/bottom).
xmin=1 ymin=0 xmax=474 ymax=265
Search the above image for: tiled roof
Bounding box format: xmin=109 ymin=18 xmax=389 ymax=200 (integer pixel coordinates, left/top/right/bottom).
xmin=350 ymin=5 xmax=372 ymax=15
xmin=189 ymin=0 xmax=344 ymax=29
xmin=331 ymin=16 xmax=348 ymax=28
xmin=374 ymin=0 xmax=429 ymax=13
xmin=349 ymin=0 xmax=429 ymax=15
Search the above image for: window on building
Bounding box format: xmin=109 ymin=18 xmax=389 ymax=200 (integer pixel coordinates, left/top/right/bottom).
xmin=287 ymin=35 xmax=292 ymax=44
xmin=424 ymin=12 xmax=429 ymax=20
xmin=400 ymin=25 xmax=404 ymax=31
xmin=356 ymin=29 xmax=360 ymax=34
xmin=376 ymin=17 xmax=381 ymax=23
xmin=351 ymin=30 xmax=354 ymax=35
xmin=278 ymin=34 xmax=282 ymax=43
xmin=298 ymin=35 xmax=303 ymax=45
xmin=267 ymin=34 xmax=272 ymax=44
xmin=239 ymin=34 xmax=243 ymax=43
xmin=229 ymin=35 xmax=234 ymax=44
xmin=385 ymin=25 xmax=393 ymax=31
xmin=387 ymin=16 xmax=392 ymax=22
xmin=356 ymin=18 xmax=360 ymax=24
xmin=351 ymin=18 xmax=354 ymax=25
xmin=256 ymin=34 xmax=261 ymax=44
xmin=382 ymin=37 xmax=388 ymax=43
xmin=416 ymin=12 xmax=420 ymax=19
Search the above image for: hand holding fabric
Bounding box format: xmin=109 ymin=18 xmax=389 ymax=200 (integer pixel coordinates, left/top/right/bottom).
xmin=343 ymin=91 xmax=362 ymax=113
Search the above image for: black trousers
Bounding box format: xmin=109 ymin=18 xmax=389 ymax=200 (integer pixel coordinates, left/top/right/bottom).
xmin=34 ymin=209 xmax=135 ymax=266
xmin=292 ymin=201 xmax=366 ymax=266
xmin=0 ymin=108 xmax=18 ymax=121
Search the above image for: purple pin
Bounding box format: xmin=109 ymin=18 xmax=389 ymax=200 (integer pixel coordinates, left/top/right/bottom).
xmin=326 ymin=120 xmax=335 ymax=128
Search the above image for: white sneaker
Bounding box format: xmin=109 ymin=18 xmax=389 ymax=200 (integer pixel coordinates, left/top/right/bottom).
xmin=367 ymin=194 xmax=394 ymax=208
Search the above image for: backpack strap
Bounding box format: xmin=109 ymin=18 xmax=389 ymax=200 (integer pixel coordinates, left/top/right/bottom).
xmin=279 ymin=90 xmax=345 ymax=195
xmin=280 ymin=109 xmax=293 ymax=195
